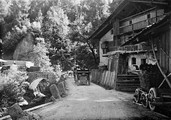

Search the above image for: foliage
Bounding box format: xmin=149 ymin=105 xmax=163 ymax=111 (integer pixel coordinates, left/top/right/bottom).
xmin=42 ymin=4 xmax=71 ymax=67
xmin=0 ymin=0 xmax=119 ymax=71
xmin=67 ymin=0 xmax=111 ymax=68
xmin=2 ymin=0 xmax=31 ymax=53
xmin=0 ymin=68 xmax=28 ymax=107
xmin=75 ymin=44 xmax=99 ymax=69
xmin=28 ymin=39 xmax=54 ymax=72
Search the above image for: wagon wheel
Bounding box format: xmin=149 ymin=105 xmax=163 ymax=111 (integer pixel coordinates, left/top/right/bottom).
xmin=141 ymin=92 xmax=148 ymax=108
xmin=148 ymin=88 xmax=158 ymax=111
xmin=133 ymin=88 xmax=141 ymax=103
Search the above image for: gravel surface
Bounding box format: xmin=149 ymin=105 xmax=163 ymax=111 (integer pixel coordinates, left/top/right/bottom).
xmin=34 ymin=77 xmax=170 ymax=120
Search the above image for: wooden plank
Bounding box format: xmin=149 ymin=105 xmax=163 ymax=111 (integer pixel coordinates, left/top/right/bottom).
xmin=109 ymin=72 xmax=113 ymax=87
xmin=111 ymin=71 xmax=116 ymax=88
xmin=163 ymin=32 xmax=167 ymax=71
xmin=101 ymin=71 xmax=105 ymax=85
xmin=99 ymin=71 xmax=102 ymax=84
xmin=104 ymin=71 xmax=108 ymax=86
xmin=109 ymin=72 xmax=112 ymax=88
xmin=159 ymin=35 xmax=162 ymax=68
xmin=97 ymin=70 xmax=101 ymax=84
xmin=100 ymin=71 xmax=105 ymax=85
xmin=103 ymin=71 xmax=107 ymax=85
xmin=114 ymin=54 xmax=119 ymax=89
xmin=161 ymin=33 xmax=165 ymax=70
xmin=107 ymin=71 xmax=111 ymax=87
xmin=166 ymin=31 xmax=169 ymax=72
xmin=108 ymin=71 xmax=112 ymax=87
xmin=104 ymin=71 xmax=109 ymax=86
xmin=169 ymin=25 xmax=171 ymax=72
xmin=111 ymin=72 xmax=115 ymax=88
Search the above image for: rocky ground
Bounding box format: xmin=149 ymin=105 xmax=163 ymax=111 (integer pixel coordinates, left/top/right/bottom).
xmin=33 ymin=77 xmax=170 ymax=120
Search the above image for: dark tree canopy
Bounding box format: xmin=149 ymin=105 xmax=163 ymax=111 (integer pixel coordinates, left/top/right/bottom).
xmin=0 ymin=0 xmax=119 ymax=70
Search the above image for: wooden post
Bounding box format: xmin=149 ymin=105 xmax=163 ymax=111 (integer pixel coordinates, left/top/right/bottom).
xmin=152 ymin=41 xmax=171 ymax=88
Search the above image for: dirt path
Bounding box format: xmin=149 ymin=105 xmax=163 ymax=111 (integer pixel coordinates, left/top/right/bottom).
xmin=34 ymin=77 xmax=170 ymax=120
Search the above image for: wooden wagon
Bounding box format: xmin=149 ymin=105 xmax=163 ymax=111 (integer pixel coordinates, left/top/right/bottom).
xmin=74 ymin=69 xmax=90 ymax=85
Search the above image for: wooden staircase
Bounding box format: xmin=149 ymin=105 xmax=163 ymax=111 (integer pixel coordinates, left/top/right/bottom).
xmin=116 ymin=74 xmax=140 ymax=92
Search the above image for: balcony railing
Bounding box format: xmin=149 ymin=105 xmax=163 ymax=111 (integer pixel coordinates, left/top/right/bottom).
xmin=119 ymin=15 xmax=164 ymax=34
xmin=109 ymin=43 xmax=151 ymax=53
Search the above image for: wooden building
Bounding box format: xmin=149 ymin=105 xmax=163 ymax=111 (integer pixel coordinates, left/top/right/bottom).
xmin=89 ymin=0 xmax=171 ymax=91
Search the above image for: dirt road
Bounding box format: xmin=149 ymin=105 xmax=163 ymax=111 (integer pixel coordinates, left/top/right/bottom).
xmin=34 ymin=77 xmax=170 ymax=120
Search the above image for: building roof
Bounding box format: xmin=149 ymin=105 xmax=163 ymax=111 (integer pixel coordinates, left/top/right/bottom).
xmin=121 ymin=12 xmax=171 ymax=46
xmin=88 ymin=0 xmax=170 ymax=41
xmin=88 ymin=0 xmax=127 ymax=40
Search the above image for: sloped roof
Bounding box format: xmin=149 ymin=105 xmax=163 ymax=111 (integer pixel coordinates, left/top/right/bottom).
xmin=88 ymin=0 xmax=127 ymax=40
xmin=121 ymin=12 xmax=171 ymax=46
xmin=88 ymin=0 xmax=170 ymax=41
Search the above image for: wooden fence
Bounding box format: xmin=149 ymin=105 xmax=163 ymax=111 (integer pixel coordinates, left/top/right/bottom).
xmin=90 ymin=69 xmax=140 ymax=92
xmin=90 ymin=69 xmax=117 ymax=89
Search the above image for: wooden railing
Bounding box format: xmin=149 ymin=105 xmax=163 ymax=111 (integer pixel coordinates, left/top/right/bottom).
xmin=110 ymin=43 xmax=151 ymax=53
xmin=119 ymin=15 xmax=164 ymax=34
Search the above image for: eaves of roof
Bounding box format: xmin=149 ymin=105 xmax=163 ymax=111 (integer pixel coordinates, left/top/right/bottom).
xmin=121 ymin=12 xmax=171 ymax=46
xmin=88 ymin=0 xmax=170 ymax=41
xmin=88 ymin=0 xmax=128 ymax=40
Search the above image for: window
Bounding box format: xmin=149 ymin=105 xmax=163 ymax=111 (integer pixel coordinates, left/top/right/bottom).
xmin=111 ymin=29 xmax=114 ymax=34
xmin=132 ymin=57 xmax=136 ymax=64
xmin=101 ymin=41 xmax=109 ymax=54
xmin=141 ymin=59 xmax=146 ymax=65
xmin=147 ymin=13 xmax=151 ymax=19
xmin=102 ymin=49 xmax=108 ymax=54
xmin=129 ymin=20 xmax=132 ymax=25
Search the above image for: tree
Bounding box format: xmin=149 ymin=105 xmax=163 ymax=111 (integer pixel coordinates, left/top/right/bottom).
xmin=68 ymin=0 xmax=110 ymax=69
xmin=0 ymin=0 xmax=116 ymax=71
xmin=0 ymin=68 xmax=28 ymax=107
xmin=108 ymin=0 xmax=122 ymax=13
xmin=3 ymin=0 xmax=31 ymax=54
xmin=42 ymin=4 xmax=71 ymax=69
xmin=28 ymin=38 xmax=54 ymax=72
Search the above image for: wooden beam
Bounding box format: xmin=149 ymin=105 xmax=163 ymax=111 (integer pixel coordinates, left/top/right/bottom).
xmin=151 ymin=41 xmax=171 ymax=88
xmin=129 ymin=0 xmax=168 ymax=5
xmin=132 ymin=3 xmax=144 ymax=12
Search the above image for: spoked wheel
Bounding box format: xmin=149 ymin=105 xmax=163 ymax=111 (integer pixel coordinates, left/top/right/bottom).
xmin=133 ymin=88 xmax=141 ymax=103
xmin=148 ymin=88 xmax=158 ymax=111
xmin=141 ymin=92 xmax=148 ymax=108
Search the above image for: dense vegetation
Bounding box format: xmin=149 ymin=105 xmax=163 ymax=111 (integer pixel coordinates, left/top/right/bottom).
xmin=0 ymin=0 xmax=119 ymax=70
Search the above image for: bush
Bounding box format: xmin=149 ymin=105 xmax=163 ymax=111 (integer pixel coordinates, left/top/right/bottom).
xmin=0 ymin=68 xmax=28 ymax=108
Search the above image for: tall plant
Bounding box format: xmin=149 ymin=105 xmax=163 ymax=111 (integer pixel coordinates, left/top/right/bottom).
xmin=0 ymin=68 xmax=28 ymax=107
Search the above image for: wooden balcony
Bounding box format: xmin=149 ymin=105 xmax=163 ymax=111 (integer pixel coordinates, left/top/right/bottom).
xmin=109 ymin=43 xmax=151 ymax=53
xmin=119 ymin=15 xmax=164 ymax=34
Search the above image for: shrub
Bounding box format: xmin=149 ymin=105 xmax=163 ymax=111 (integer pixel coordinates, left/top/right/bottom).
xmin=0 ymin=68 xmax=28 ymax=108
